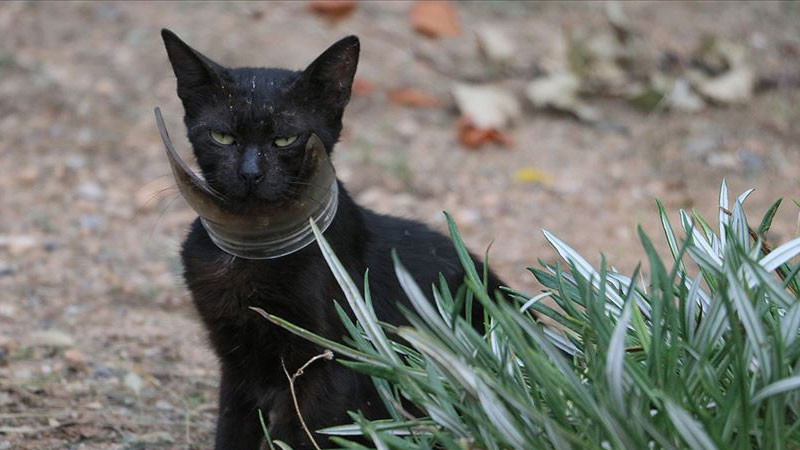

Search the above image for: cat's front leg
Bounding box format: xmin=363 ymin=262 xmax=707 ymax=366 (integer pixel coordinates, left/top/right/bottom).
xmin=215 ymin=369 xmax=265 ymax=450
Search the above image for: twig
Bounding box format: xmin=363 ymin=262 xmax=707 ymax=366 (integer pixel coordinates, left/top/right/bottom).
xmin=281 ymin=350 xmax=334 ymax=450
xmin=0 ymin=411 xmax=71 ymax=419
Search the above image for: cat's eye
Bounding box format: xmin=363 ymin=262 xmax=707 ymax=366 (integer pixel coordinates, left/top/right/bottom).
xmin=210 ymin=130 xmax=235 ymax=146
xmin=273 ymin=135 xmax=298 ymax=147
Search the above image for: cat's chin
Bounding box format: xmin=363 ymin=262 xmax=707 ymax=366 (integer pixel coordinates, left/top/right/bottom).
xmin=220 ymin=191 xmax=295 ymax=214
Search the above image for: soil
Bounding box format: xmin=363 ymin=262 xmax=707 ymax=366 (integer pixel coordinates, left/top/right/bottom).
xmin=0 ymin=2 xmax=798 ymax=449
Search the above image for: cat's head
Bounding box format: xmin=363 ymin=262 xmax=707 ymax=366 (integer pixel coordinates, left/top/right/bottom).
xmin=161 ymin=29 xmax=358 ymax=207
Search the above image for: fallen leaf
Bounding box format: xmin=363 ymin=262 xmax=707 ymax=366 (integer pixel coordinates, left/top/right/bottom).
xmin=605 ymin=1 xmax=632 ymax=42
xmin=666 ymin=78 xmax=705 ymax=112
xmin=526 ymin=72 xmax=580 ymax=109
xmin=694 ymin=67 xmax=754 ymax=105
xmin=514 ymin=167 xmax=553 ymax=185
xmin=410 ymin=0 xmax=460 ymax=38
xmin=388 ymin=88 xmax=442 ymax=108
xmin=526 ymin=72 xmax=601 ymax=123
xmin=452 ymin=83 xmax=520 ymax=129
xmin=457 ymin=116 xmax=513 ymax=149
xmin=309 ymin=0 xmax=356 ymax=22
xmin=352 ymin=78 xmax=376 ymax=96
xmin=628 ymin=85 xmax=665 ymax=112
xmin=692 ymin=36 xmax=740 ymax=76
xmin=476 ymin=26 xmax=515 ymax=65
xmin=689 ymin=38 xmax=754 ymax=104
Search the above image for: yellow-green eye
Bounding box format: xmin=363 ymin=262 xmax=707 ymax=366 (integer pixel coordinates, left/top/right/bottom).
xmin=273 ymin=135 xmax=298 ymax=147
xmin=210 ymin=130 xmax=235 ymax=146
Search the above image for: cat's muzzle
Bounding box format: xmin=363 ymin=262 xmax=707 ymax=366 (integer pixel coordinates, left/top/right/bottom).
xmin=154 ymin=107 xmax=338 ymax=259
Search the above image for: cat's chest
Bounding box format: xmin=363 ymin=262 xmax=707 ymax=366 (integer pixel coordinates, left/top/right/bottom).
xmin=184 ymin=242 xmax=336 ymax=326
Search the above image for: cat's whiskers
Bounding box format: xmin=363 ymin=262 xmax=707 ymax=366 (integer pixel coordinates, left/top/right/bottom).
xmin=147 ymin=192 xmax=183 ymax=240
xmin=139 ymin=185 xmax=180 ymax=211
xmin=284 ymin=187 xmax=326 ymax=208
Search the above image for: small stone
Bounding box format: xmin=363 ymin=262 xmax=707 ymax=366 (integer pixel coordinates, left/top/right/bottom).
xmin=76 ymin=127 xmax=94 ymax=145
xmin=685 ymin=134 xmax=721 ymax=158
xmin=0 ymin=235 xmax=38 ymax=255
xmin=79 ymin=214 xmax=104 ymax=231
xmin=0 ymin=303 xmax=16 ymax=319
xmin=47 ymin=418 xmax=60 ymax=428
xmin=738 ymin=149 xmax=765 ymax=175
xmin=65 ymin=154 xmax=87 ymax=169
xmin=17 ymin=167 xmax=38 ymax=185
xmin=63 ymin=349 xmax=87 ymax=367
xmin=12 ymin=367 xmax=33 ymax=382
xmin=77 ymin=182 xmax=104 ymax=200
xmin=85 ymin=401 xmax=103 ymax=410
xmin=155 ymin=400 xmax=173 ymax=411
xmin=708 ymin=152 xmax=738 ymax=169
xmin=394 ymin=117 xmax=420 ymax=138
xmin=454 ymin=208 xmax=481 ymax=230
xmin=123 ymin=371 xmax=144 ymax=395
xmin=91 ymin=365 xmax=115 ymax=379
xmin=667 ymin=78 xmax=705 ymax=112
xmin=28 ymin=329 xmax=75 ymax=348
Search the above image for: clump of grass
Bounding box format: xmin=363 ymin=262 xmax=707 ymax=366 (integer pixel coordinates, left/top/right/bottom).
xmin=262 ymin=180 xmax=800 ymax=449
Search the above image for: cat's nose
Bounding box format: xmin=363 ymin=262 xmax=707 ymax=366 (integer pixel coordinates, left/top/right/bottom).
xmin=238 ymin=147 xmax=265 ymax=187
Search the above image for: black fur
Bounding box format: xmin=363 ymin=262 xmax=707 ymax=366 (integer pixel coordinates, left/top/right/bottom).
xmin=162 ymin=29 xmax=504 ymax=449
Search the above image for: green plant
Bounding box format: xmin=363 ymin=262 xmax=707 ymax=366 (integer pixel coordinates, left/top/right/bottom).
xmin=258 ymin=180 xmax=800 ymax=449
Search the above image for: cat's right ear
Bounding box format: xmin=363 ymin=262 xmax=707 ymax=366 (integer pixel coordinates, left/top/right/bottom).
xmin=161 ymin=29 xmax=225 ymax=91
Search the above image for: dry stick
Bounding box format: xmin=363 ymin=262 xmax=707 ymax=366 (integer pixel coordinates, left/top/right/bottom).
xmin=281 ymin=350 xmax=335 ymax=450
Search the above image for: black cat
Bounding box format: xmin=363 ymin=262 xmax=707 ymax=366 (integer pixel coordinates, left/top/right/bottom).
xmin=161 ymin=29 xmax=504 ymax=449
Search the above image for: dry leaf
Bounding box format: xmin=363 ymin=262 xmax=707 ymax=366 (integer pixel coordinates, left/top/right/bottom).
xmin=352 ymin=78 xmax=376 ymax=96
xmin=476 ymin=26 xmax=515 ymax=64
xmin=526 ymin=72 xmax=580 ymax=110
xmin=666 ymin=78 xmax=705 ymax=112
xmin=457 ymin=116 xmax=513 ymax=150
xmin=514 ymin=167 xmax=552 ymax=185
xmin=410 ymin=0 xmax=460 ymax=38
xmin=690 ymin=38 xmax=754 ymax=104
xmin=694 ymin=67 xmax=754 ymax=104
xmin=452 ymin=83 xmax=520 ymax=129
xmin=526 ymin=72 xmax=601 ymax=123
xmin=309 ymin=0 xmax=357 ymax=22
xmin=388 ymin=88 xmax=442 ymax=108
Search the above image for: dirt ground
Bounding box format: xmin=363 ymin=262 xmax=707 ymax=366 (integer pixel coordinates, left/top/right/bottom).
xmin=0 ymin=2 xmax=798 ymax=449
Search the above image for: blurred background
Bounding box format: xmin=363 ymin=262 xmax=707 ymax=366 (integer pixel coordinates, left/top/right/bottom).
xmin=0 ymin=1 xmax=798 ymax=448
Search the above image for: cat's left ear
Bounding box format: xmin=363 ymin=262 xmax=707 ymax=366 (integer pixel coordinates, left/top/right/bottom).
xmin=298 ymin=36 xmax=360 ymax=110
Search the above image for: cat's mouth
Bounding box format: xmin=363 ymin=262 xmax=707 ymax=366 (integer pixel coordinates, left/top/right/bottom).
xmin=156 ymin=107 xmax=339 ymax=259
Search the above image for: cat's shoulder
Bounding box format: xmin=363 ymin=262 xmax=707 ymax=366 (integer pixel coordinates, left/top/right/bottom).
xmin=180 ymin=217 xmax=235 ymax=274
xmin=359 ymin=208 xmax=462 ymax=274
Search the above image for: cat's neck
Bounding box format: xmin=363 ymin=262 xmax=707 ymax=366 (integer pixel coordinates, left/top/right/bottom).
xmin=207 ymin=181 xmax=365 ymax=265
xmin=301 ymin=181 xmax=365 ymax=261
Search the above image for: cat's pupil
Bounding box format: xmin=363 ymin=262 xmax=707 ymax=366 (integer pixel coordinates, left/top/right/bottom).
xmin=274 ymin=135 xmax=298 ymax=147
xmin=210 ymin=130 xmax=235 ymax=146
